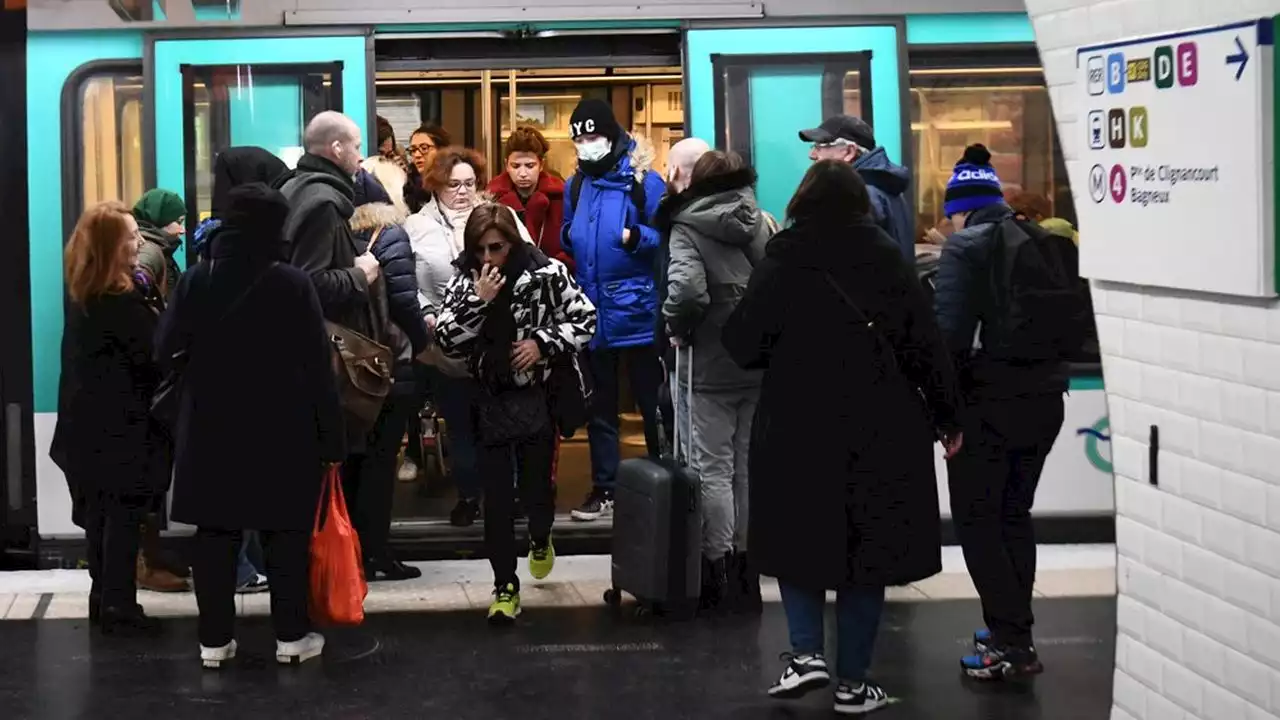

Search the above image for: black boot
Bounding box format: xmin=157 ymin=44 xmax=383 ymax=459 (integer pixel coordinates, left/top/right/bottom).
xmin=698 ymin=554 xmax=729 ymax=616
xmin=734 ymin=551 xmax=763 ymax=615
xmin=99 ymin=605 xmax=162 ymax=637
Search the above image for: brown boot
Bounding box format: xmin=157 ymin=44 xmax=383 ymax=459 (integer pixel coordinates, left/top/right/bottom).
xmin=136 ymin=553 xmax=190 ymax=593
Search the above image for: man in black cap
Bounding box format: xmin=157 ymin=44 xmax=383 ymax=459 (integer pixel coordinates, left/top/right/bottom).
xmin=561 ymin=98 xmax=669 ymax=523
xmin=799 ymin=115 xmax=914 ymax=261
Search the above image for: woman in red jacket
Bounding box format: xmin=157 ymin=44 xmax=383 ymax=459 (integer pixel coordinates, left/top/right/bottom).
xmin=487 ymin=126 xmax=571 ymax=272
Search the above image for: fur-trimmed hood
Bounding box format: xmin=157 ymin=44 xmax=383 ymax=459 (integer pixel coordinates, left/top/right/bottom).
xmin=350 ymin=201 xmax=408 ymax=233
xmin=628 ymin=134 xmax=657 ymax=181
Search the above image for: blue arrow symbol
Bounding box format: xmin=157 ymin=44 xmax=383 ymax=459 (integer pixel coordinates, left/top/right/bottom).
xmin=1227 ymin=35 xmax=1249 ymax=81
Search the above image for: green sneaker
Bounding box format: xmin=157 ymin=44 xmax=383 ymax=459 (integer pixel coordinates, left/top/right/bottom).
xmin=488 ymin=583 xmax=521 ymax=624
xmin=529 ymin=537 xmax=556 ymax=580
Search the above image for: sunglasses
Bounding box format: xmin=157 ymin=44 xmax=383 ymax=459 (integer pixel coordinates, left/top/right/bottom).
xmin=475 ymin=242 xmax=509 ymax=255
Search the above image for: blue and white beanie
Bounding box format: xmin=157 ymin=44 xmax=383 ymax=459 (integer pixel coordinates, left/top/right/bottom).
xmin=943 ymin=144 xmax=1003 ymax=217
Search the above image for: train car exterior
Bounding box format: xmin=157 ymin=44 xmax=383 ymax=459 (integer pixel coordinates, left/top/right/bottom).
xmin=5 ymin=0 xmax=1111 ymax=566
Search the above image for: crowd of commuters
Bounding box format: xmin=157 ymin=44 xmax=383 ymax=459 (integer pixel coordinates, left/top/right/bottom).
xmin=53 ymin=98 xmax=1084 ymax=712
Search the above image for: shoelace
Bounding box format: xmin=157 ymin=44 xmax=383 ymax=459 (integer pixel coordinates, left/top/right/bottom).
xmin=531 ymin=546 xmax=550 ymax=561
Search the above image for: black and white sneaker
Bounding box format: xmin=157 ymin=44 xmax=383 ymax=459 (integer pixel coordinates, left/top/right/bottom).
xmin=768 ymin=652 xmax=831 ymax=698
xmin=570 ymin=490 xmax=614 ymax=522
xmin=834 ymin=680 xmax=891 ymax=715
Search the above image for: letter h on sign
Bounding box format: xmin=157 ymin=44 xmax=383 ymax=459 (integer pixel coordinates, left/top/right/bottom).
xmin=1108 ymin=108 xmax=1127 ymax=148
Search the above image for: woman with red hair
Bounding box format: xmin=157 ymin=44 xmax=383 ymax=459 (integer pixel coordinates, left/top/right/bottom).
xmin=488 ymin=126 xmax=571 ymax=271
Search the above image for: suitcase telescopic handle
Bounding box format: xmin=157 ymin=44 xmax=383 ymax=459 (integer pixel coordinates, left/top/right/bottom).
xmin=673 ymin=345 xmax=694 ymax=466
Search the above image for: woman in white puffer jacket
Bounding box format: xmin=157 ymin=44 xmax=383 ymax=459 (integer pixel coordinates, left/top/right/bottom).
xmin=405 ymin=146 xmax=532 ymax=527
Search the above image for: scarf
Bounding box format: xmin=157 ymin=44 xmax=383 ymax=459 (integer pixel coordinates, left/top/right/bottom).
xmin=439 ymin=203 xmax=473 ymax=255
xmin=472 ymin=242 xmax=532 ymax=390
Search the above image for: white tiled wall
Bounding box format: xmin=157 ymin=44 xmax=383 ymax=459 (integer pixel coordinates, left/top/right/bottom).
xmin=1024 ymin=0 xmax=1280 ymax=718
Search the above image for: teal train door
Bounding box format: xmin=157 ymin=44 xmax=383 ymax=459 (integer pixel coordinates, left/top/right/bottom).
xmin=686 ymin=26 xmax=904 ymax=222
xmin=150 ymin=35 xmax=369 ymax=266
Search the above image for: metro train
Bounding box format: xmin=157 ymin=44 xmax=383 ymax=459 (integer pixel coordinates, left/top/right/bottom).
xmin=0 ymin=0 xmax=1112 ymax=566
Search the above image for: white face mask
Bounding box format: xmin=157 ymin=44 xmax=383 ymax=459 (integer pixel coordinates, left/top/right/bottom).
xmin=575 ymin=138 xmax=612 ymax=163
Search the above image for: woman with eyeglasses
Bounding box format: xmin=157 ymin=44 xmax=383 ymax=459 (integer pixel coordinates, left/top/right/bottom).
xmin=403 ymin=125 xmax=451 ymax=214
xmin=405 ymin=147 xmax=533 ymax=527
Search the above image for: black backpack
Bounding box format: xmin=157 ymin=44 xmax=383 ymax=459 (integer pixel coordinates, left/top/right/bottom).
xmin=987 ymin=217 xmax=1093 ymax=362
xmin=567 ymin=171 xmax=648 ymax=224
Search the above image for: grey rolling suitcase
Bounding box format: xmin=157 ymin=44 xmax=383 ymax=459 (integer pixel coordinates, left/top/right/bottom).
xmin=605 ymin=346 xmax=700 ymax=618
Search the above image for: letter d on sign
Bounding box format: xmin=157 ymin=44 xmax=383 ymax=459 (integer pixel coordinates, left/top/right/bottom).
xmin=1154 ymin=45 xmax=1174 ymax=89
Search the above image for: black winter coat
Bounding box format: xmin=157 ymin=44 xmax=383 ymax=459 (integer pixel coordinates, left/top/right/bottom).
xmin=156 ymin=224 xmax=347 ymax=532
xmin=351 ymin=201 xmax=430 ymax=393
xmin=933 ymin=202 xmax=1068 ymax=402
xmin=723 ymin=217 xmax=961 ymax=590
xmin=52 ymin=283 xmax=170 ymax=517
xmin=276 ymin=153 xmax=374 ymax=340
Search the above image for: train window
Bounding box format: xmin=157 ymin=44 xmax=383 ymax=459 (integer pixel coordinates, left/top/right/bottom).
xmin=64 ymin=66 xmax=145 ymax=236
xmin=908 ymin=47 xmax=1075 ymax=239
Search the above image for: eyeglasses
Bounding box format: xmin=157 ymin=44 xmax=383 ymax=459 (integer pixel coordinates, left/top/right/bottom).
xmin=813 ymin=139 xmax=855 ymax=151
xmin=446 ymin=179 xmax=477 ymax=191
xmin=409 ymin=143 xmax=437 ymax=156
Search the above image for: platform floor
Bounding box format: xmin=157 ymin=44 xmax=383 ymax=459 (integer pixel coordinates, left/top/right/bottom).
xmin=0 ymin=595 xmax=1115 ymax=719
xmin=0 ymin=545 xmax=1117 ymax=621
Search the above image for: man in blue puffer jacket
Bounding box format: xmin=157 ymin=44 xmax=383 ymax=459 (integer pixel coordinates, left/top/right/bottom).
xmin=343 ymin=168 xmax=430 ymax=581
xmin=560 ymin=99 xmax=668 ymax=522
xmin=800 ymin=115 xmax=915 ymax=261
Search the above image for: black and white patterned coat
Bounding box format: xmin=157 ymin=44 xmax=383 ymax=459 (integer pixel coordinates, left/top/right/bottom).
xmin=434 ymin=249 xmax=597 ymax=388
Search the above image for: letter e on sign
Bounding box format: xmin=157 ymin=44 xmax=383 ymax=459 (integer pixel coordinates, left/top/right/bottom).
xmin=1107 ymin=52 xmax=1126 ymax=94
xmin=1129 ymin=107 xmax=1148 ymax=148
xmin=1108 ymin=108 xmax=1127 ymax=148
xmin=1087 ymin=56 xmax=1105 ymax=96
xmin=1176 ymin=42 xmax=1198 ymax=86
xmin=1154 ymin=46 xmax=1174 ymax=89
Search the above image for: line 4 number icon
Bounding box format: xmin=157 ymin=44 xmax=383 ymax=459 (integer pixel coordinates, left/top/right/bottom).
xmin=1109 ymin=164 xmax=1127 ymax=203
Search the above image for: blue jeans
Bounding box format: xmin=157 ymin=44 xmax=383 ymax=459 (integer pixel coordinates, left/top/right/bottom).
xmin=428 ymin=369 xmax=482 ymax=500
xmin=779 ymin=582 xmax=886 ymax=682
xmin=587 ymin=345 xmax=665 ymax=492
xmin=235 ymin=531 xmax=262 ymax=586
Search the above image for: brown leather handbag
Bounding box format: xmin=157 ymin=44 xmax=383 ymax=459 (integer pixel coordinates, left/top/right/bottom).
xmin=328 ymin=229 xmax=393 ymax=437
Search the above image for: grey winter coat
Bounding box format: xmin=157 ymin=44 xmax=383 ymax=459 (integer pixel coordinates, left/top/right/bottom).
xmin=661 ymin=167 xmax=769 ymax=392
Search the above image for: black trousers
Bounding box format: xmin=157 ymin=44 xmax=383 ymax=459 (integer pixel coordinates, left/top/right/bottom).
xmin=85 ymin=491 xmax=152 ymax=611
xmin=343 ymin=392 xmax=420 ymax=560
xmin=587 ymin=344 xmax=668 ymax=492
xmin=948 ymin=393 xmax=1065 ymax=649
xmin=193 ymin=527 xmax=310 ymax=648
xmin=480 ymin=426 xmax=556 ymax=591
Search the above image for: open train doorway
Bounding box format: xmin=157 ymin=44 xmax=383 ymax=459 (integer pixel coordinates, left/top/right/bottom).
xmin=371 ymin=28 xmax=685 ymax=542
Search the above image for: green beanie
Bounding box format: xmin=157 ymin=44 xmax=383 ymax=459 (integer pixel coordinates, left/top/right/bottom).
xmin=133 ymin=189 xmax=186 ymax=228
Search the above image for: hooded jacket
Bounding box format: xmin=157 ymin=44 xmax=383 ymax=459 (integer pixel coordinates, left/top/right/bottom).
xmin=488 ymin=171 xmax=570 ymax=271
xmin=661 ymin=166 xmax=768 ymax=392
xmin=854 ymin=147 xmax=915 ymax=262
xmin=561 ymin=135 xmax=667 ymax=349
xmin=274 ymin=153 xmax=374 ymax=340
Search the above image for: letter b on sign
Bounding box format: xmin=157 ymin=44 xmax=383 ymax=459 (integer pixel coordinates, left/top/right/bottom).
xmin=1154 ymin=46 xmax=1174 ymax=89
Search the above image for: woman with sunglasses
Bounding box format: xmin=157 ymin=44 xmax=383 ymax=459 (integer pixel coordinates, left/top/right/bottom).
xmin=434 ymin=202 xmax=596 ymax=623
xmin=405 ymin=147 xmax=533 ymax=527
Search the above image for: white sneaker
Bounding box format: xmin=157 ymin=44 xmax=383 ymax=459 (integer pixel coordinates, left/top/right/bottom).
xmin=398 ymin=457 xmax=419 ymax=482
xmin=834 ymin=681 xmax=891 ymax=715
xmin=768 ymin=652 xmax=831 ymax=698
xmin=276 ymin=632 xmax=325 ymax=666
xmin=200 ymin=639 xmax=237 ymax=669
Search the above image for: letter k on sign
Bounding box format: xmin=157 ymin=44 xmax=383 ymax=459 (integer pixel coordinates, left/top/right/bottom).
xmin=1129 ymin=107 xmax=1148 ymax=148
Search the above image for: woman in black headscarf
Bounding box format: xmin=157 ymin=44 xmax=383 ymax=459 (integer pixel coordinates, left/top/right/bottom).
xmin=191 ymin=147 xmax=289 ymax=262
xmin=156 ymin=182 xmax=345 ymax=669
